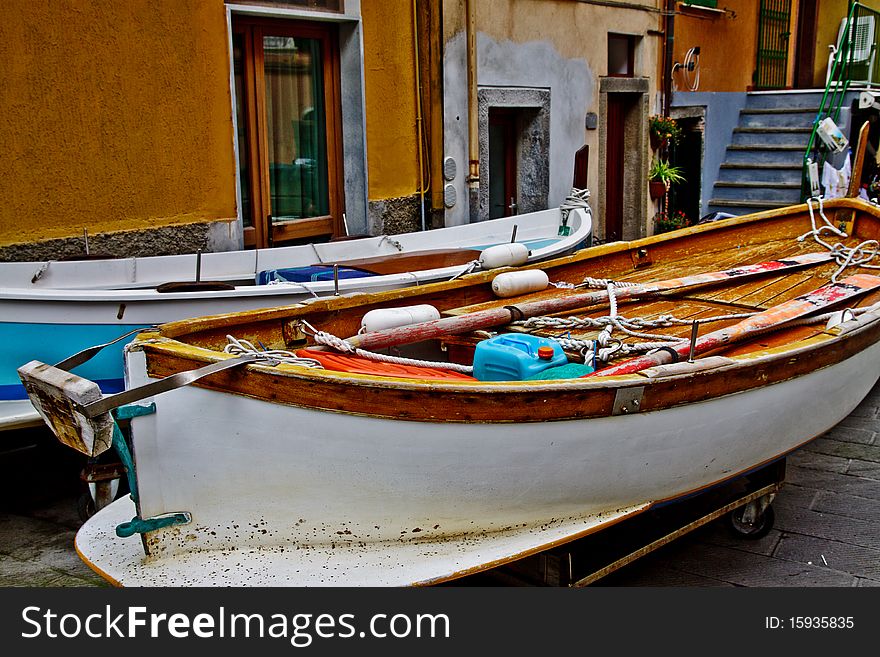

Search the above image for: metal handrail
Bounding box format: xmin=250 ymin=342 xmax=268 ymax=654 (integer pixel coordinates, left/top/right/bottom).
xmin=801 ymin=1 xmax=879 ymax=200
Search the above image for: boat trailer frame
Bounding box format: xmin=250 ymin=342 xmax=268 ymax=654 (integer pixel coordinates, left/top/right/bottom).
xmin=476 ymin=458 xmax=785 ymax=587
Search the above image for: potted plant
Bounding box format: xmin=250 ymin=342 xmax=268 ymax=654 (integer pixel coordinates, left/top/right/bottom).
xmin=649 ymin=115 xmax=683 ymax=150
xmin=656 ymin=209 xmax=692 ymax=234
xmin=649 ymin=158 xmax=685 ymax=199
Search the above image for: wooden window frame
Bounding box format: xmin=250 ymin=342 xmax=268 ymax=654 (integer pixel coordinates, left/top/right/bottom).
xmin=607 ymin=34 xmax=635 ymax=78
xmin=233 ymin=16 xmax=344 ymax=248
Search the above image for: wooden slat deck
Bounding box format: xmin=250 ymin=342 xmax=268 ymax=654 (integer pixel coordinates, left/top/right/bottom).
xmin=430 ymin=231 xmax=880 ymax=369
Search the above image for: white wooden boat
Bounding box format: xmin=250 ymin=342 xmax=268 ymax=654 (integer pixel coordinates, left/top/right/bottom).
xmin=1 ymin=205 xmax=591 ymax=290
xmin=1 ymin=204 xmax=591 ymax=430
xmin=20 ymin=196 xmax=880 ymax=587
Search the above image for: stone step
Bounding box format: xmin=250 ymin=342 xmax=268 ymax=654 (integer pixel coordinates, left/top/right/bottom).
xmin=714 ymin=181 xmax=801 ymax=189
xmin=724 ymin=145 xmax=805 ymax=166
xmin=739 ymin=109 xmax=819 ymax=129
xmin=744 ymin=90 xmax=827 ymax=109
xmin=732 ymin=127 xmax=812 ymax=147
xmin=711 ymin=181 xmax=803 ymax=203
xmin=718 ymin=163 xmax=803 ymax=184
xmin=706 ymin=199 xmax=795 ymax=217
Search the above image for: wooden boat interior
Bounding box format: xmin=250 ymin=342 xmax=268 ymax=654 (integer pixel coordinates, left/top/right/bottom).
xmin=151 ymin=199 xmax=880 ymax=381
xmin=317 ymin=247 xmax=484 ymax=276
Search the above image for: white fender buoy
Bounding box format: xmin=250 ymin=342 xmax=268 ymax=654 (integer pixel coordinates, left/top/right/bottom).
xmin=491 ymin=270 xmax=549 ymax=298
xmin=360 ymin=304 xmax=441 ymax=333
xmin=479 ymin=243 xmax=530 ymax=270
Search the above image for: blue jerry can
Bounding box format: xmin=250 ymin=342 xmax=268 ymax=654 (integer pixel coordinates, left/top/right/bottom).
xmin=472 ymin=333 xmax=568 ymax=381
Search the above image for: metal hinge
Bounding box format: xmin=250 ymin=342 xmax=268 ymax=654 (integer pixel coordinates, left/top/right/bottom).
xmin=612 ymin=386 xmax=645 ymax=415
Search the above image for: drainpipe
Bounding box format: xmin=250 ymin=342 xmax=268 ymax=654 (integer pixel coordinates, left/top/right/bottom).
xmin=663 ymin=0 xmax=675 ymax=118
xmin=413 ymin=0 xmax=428 ymax=232
xmin=466 ymin=0 xmax=479 ymax=221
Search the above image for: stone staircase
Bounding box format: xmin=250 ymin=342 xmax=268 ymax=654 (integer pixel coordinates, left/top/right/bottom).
xmin=707 ymin=91 xmax=823 ymax=216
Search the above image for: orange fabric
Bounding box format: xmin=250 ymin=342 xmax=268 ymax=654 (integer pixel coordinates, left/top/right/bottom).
xmin=296 ymin=349 xmax=476 ymax=380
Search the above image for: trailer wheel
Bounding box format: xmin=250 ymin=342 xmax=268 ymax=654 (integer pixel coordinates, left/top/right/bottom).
xmin=728 ymin=504 xmax=775 ymax=539
xmin=76 ymin=491 xmax=96 ymax=523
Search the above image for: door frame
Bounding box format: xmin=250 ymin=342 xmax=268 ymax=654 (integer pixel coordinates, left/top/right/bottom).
xmin=598 ymin=77 xmax=650 ymax=242
xmin=232 ymin=14 xmax=345 ymax=248
xmin=754 ymin=0 xmax=794 ymax=90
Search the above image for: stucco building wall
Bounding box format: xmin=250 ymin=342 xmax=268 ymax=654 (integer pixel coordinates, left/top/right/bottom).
xmin=442 ymin=0 xmax=661 ymax=237
xmin=0 ymin=0 xmax=239 ymax=255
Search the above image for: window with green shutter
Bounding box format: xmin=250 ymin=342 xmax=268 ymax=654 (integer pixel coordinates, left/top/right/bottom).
xmin=683 ymin=0 xmax=719 ymax=8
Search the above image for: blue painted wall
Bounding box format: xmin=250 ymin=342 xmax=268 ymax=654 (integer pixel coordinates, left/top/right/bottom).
xmin=672 ymin=91 xmax=748 ymax=217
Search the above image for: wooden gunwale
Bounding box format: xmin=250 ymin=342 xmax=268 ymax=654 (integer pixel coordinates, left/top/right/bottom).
xmin=131 ymin=198 xmax=880 ymax=423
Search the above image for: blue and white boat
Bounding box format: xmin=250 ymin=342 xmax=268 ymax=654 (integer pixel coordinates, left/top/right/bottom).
xmin=1 ymin=203 xmax=591 ymax=430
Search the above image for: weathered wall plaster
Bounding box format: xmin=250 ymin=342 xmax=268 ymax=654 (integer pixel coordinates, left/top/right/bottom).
xmin=443 ymin=30 xmax=592 ymax=226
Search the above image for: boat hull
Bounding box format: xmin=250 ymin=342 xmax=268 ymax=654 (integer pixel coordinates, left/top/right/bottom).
xmin=75 ymin=337 xmax=880 ymax=585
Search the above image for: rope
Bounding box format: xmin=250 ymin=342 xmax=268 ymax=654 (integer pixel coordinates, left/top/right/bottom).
xmin=559 ymin=187 xmax=592 ymax=224
xmin=378 ymin=235 xmax=404 ymax=251
xmin=448 ymin=259 xmax=481 ymax=281
xmin=264 ymin=276 xmax=320 ymax=297
xmin=581 ymin=277 xmax=641 ymax=289
xmin=517 ymin=311 xmax=755 ymax=338
xmin=518 ymin=303 xmax=877 ymax=365
xmin=294 ymin=321 xmax=474 ymax=374
xmin=799 ymin=197 xmax=880 ymax=282
xmin=224 ymin=335 xmax=325 ymax=368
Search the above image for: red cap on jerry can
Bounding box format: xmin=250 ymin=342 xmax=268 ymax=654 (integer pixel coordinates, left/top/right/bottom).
xmin=537 ymin=346 xmax=554 ymax=360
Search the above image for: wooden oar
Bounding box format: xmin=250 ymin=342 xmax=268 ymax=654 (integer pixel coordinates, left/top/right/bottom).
xmin=847 ymin=120 xmax=871 ymax=199
xmin=345 ymin=252 xmax=834 ymax=351
xmin=584 ymin=273 xmax=880 ymax=378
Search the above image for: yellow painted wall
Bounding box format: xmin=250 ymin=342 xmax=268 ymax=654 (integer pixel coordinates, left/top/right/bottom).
xmin=361 ymin=0 xmax=421 ymax=200
xmin=814 ymin=0 xmax=853 ymax=86
xmin=673 ymin=0 xmax=760 ymax=92
xmin=0 ymin=0 xmax=237 ymax=247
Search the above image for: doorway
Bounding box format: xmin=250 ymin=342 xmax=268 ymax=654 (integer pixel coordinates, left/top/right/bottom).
xmin=605 ymin=95 xmax=626 ymax=241
xmin=488 ymin=108 xmax=518 ymax=219
xmin=232 ymin=16 xmax=344 ymax=248
xmin=754 ymin=0 xmax=793 ymax=89
xmin=600 ymin=78 xmax=649 ymax=242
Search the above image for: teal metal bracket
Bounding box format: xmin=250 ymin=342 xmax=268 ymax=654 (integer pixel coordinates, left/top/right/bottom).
xmin=110 ymin=403 xmax=191 ymax=538
xmin=115 ymin=512 xmax=192 ymax=538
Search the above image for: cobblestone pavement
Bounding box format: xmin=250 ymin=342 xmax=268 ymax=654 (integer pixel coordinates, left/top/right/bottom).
xmin=2 ymin=380 xmax=879 ymax=588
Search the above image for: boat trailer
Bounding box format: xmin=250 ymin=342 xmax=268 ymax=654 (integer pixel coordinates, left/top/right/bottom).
xmin=470 ymin=458 xmax=785 ymax=587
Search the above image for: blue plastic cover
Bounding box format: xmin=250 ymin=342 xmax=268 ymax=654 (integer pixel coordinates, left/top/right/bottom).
xmin=256 ymin=266 xmax=377 ymax=285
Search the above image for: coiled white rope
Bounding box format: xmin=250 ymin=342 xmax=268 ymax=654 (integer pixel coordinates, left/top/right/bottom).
xmin=560 ymin=187 xmax=592 ymax=223
xmin=799 ymin=197 xmax=880 ymax=282
xmin=224 ymin=335 xmax=325 ymax=368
